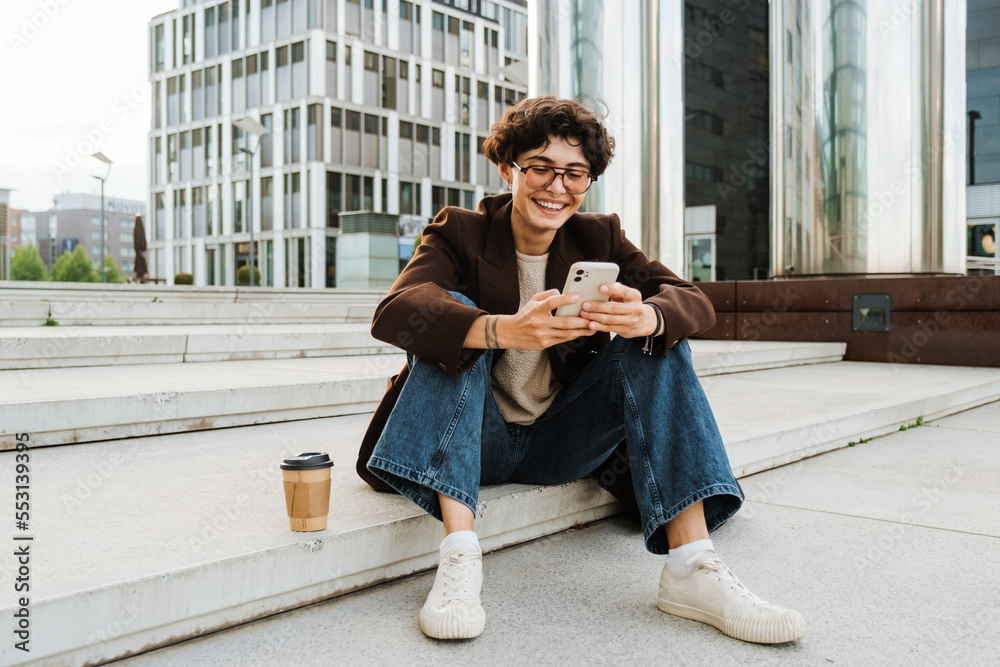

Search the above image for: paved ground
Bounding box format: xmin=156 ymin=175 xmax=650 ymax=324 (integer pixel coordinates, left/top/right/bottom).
xmin=116 ymin=402 xmax=1000 ymax=667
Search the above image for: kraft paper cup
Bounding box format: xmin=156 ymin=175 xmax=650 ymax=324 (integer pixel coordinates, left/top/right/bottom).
xmin=280 ymin=452 xmax=333 ymax=532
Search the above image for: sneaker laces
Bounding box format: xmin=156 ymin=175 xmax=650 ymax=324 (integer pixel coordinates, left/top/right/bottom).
xmin=686 ymin=551 xmax=766 ymax=607
xmin=437 ymin=552 xmax=478 ymax=605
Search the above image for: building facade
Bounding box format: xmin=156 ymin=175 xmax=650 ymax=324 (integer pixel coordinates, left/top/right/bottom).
xmin=534 ymin=0 xmax=971 ymax=281
xmin=0 ymin=189 xmax=10 ymax=280
xmin=967 ymin=0 xmax=1000 ymax=272
xmin=9 ymin=208 xmax=28 ymax=254
xmin=20 ymin=194 xmax=145 ymax=274
xmin=147 ymin=0 xmax=529 ymax=288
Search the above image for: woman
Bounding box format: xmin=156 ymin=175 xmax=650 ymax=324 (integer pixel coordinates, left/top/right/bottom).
xmin=357 ymin=97 xmax=805 ymax=644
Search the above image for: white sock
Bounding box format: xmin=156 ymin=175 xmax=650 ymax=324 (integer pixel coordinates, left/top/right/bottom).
xmin=665 ymin=538 xmax=715 ymax=578
xmin=440 ymin=530 xmax=481 ymax=558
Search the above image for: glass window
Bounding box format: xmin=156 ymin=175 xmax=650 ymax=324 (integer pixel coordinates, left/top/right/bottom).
xmin=327 ymin=171 xmax=342 ymax=225
xmin=382 ymin=56 xmax=396 ymax=109
xmin=182 ymin=13 xmax=194 ymax=64
xmin=261 ymin=176 xmax=274 ymax=230
xmin=233 ymin=180 xmax=245 ymax=233
xmin=291 ymin=41 xmax=306 ymax=98
xmin=205 ymin=122 xmax=215 ymax=176
xmin=308 ymin=103 xmax=322 ymax=161
xmin=346 ymin=109 xmax=361 ymax=130
xmin=260 ymin=50 xmax=271 ymax=105
xmin=179 ymin=73 xmax=188 ymax=124
xmin=218 ymin=2 xmax=230 ymax=55
xmin=347 ymin=173 xmax=361 ymax=210
xmin=192 ymin=70 xmax=203 ymax=121
xmin=167 ymin=76 xmax=178 ymax=126
xmin=206 ymin=66 xmax=219 ymax=117
xmin=261 ymin=0 xmax=274 ymax=42
xmin=363 ymin=175 xmax=374 ymax=210
xmin=260 ymin=113 xmax=273 ymax=167
xmin=284 ymin=106 xmax=301 ymax=163
xmin=154 ymin=24 xmax=165 ymax=72
xmin=154 ymin=80 xmax=163 ymax=128
xmin=167 ymin=134 xmax=178 ymax=182
xmin=232 ymin=58 xmax=245 ymax=114
xmin=246 ymin=54 xmax=259 ymax=108
xmin=399 ymin=181 xmax=413 ymax=214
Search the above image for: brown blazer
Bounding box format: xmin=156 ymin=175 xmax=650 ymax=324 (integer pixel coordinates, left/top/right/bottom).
xmin=356 ymin=193 xmax=716 ymax=500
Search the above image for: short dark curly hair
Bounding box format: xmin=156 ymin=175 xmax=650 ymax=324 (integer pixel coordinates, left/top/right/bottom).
xmin=482 ymin=96 xmax=615 ymax=177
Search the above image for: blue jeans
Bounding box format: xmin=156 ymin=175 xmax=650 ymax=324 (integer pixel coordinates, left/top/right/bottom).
xmin=368 ymin=293 xmax=743 ymax=554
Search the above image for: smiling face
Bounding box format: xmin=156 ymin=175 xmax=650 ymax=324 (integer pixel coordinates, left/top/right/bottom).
xmin=499 ymin=135 xmax=590 ymax=255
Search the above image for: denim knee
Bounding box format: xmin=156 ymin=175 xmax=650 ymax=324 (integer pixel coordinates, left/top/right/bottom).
xmin=447 ymin=290 xmax=476 ymax=307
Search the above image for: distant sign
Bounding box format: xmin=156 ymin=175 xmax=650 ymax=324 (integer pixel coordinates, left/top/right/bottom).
xmin=106 ymin=199 xmax=146 ymax=216
xmin=62 ymin=238 xmax=78 ymax=253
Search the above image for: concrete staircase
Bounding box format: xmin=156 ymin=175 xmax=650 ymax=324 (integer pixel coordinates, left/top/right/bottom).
xmin=2 ymin=287 xmax=1000 ymax=667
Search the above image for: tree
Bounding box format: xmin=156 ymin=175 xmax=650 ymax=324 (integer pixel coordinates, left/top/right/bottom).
xmin=101 ymin=254 xmax=126 ymax=283
xmin=51 ymin=245 xmax=98 ymax=283
xmin=10 ymin=244 xmax=50 ymax=281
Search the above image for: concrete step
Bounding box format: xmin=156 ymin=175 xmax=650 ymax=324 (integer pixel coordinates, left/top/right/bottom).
xmin=0 ymin=300 xmax=378 ymax=327
xmin=0 ymin=282 xmax=384 ymax=327
xmin=113 ymin=403 xmax=1000 ymax=667
xmin=0 ymin=341 xmax=844 ymax=450
xmin=1 ymin=354 xmax=406 ymax=451
xmin=0 ymin=280 xmax=386 ymax=303
xmin=3 ymin=362 xmax=998 ymax=666
xmin=0 ymin=324 xmax=398 ymax=370
xmin=0 ymin=327 xmax=844 ymax=372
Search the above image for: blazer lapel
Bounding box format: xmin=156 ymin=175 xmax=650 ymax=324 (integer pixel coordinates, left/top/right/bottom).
xmin=478 ymin=198 xmax=520 ymax=316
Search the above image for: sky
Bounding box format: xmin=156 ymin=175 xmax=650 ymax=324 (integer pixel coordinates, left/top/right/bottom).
xmin=1 ymin=0 xmax=178 ymax=212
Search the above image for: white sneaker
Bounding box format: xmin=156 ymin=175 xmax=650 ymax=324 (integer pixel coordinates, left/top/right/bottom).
xmin=658 ymin=552 xmax=806 ymax=644
xmin=418 ymin=550 xmax=485 ymax=639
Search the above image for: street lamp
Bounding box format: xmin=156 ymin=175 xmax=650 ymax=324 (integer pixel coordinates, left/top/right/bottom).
xmin=90 ymin=152 xmax=113 ymax=283
xmin=234 ymin=117 xmax=268 ymax=286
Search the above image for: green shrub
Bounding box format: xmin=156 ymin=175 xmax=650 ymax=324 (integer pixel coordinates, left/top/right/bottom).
xmin=236 ymin=265 xmax=262 ymax=285
xmin=174 ymin=273 xmax=194 ymax=285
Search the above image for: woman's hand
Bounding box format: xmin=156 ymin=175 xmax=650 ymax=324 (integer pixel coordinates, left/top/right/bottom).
xmin=579 ymin=283 xmax=659 ymax=339
xmin=495 ymin=289 xmax=596 ymax=350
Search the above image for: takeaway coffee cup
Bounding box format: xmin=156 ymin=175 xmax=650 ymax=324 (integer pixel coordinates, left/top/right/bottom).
xmin=280 ymin=452 xmax=334 ymax=532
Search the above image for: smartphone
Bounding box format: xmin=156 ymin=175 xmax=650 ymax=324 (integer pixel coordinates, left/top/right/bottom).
xmin=555 ymin=261 xmax=621 ymax=317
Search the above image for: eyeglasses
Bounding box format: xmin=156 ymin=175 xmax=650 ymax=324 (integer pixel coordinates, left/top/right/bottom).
xmin=511 ymin=161 xmax=596 ymax=195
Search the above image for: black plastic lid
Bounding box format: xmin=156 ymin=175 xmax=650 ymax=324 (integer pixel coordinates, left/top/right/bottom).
xmin=280 ymin=452 xmax=334 ymax=470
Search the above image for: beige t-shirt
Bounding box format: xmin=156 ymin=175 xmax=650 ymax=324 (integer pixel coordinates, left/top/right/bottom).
xmin=490 ymin=251 xmax=566 ymax=425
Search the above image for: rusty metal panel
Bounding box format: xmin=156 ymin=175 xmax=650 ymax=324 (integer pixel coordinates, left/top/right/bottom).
xmin=733 ymin=276 xmax=1000 ymax=312
xmin=735 ymin=312 xmax=852 ymax=342
xmin=885 ymin=313 xmax=1000 ymax=366
xmin=730 ymin=311 xmax=1000 ymax=367
xmin=880 ymin=276 xmax=1000 ymax=311
xmin=694 ymin=281 xmax=736 ymax=311
xmin=695 ymin=314 xmax=735 ymax=340
xmin=736 ymin=280 xmax=850 ymax=312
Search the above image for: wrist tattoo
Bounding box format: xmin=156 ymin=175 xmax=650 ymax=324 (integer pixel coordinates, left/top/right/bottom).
xmin=484 ymin=316 xmax=501 ymax=349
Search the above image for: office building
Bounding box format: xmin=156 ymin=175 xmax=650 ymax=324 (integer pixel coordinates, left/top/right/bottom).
xmin=534 ymin=0 xmax=970 ymax=280
xmin=0 ymin=189 xmax=10 ymax=280
xmin=9 ymin=208 xmax=28 ymax=254
xmin=967 ymin=0 xmax=1000 ymax=273
xmin=20 ymin=193 xmax=145 ymax=274
xmin=147 ymin=0 xmax=529 ymax=288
